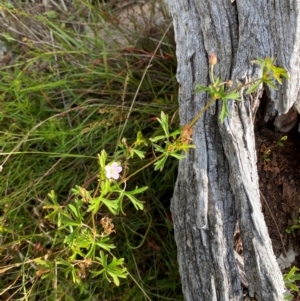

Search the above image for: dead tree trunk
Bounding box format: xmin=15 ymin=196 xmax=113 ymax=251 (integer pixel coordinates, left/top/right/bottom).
xmin=168 ymin=1 xmax=300 ymax=300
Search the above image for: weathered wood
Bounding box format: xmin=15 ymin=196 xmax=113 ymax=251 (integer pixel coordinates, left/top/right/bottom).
xmin=168 ymin=0 xmax=300 ymax=300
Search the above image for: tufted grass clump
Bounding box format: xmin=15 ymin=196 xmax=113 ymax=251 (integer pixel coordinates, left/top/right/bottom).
xmin=0 ymin=1 xmax=183 ymax=300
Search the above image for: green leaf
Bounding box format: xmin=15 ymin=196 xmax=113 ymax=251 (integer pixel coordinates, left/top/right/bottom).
xmin=264 ymin=78 xmax=277 ymax=90
xmin=152 ymin=143 xmax=166 ymax=153
xmin=156 ymin=111 xmax=169 ymax=137
xmin=132 ymin=148 xmax=145 ymax=159
xmin=95 ymin=238 xmax=115 ymax=251
xmin=5 ymin=2 xmax=15 ymax=9
xmin=154 ymin=155 xmax=168 ymax=171
xmin=43 ymin=10 xmax=58 ymax=19
xmin=93 ymin=251 xmax=128 ymax=286
xmin=246 ymin=81 xmax=262 ymax=94
xmin=47 ymin=190 xmax=58 ymax=204
xmin=170 ymin=153 xmax=186 ymax=160
xmin=284 ymin=294 xmax=293 ymax=300
xmin=100 ymin=179 xmax=111 ymax=196
xmin=71 ymin=186 xmax=92 ymax=203
xmin=150 ymin=135 xmax=167 ymax=143
xmin=126 ymin=186 xmax=148 ymax=195
xmin=224 ymin=91 xmax=241 ymax=101
xmin=208 ymin=85 xmax=221 ymax=98
xmin=169 ymin=128 xmax=182 ymax=138
xmin=181 ymin=142 xmax=196 ymax=152
xmin=59 ymin=215 xmax=81 ymax=228
xmin=252 ymin=57 xmax=289 ymax=90
xmin=286 ymin=282 xmax=299 ymax=292
xmin=219 ymin=100 xmax=230 ymax=123
xmin=195 ymin=85 xmax=210 ymax=93
xmin=272 ymin=66 xmax=289 ymax=84
xmin=214 ymin=77 xmax=222 ymax=86
xmin=284 ymin=266 xmax=300 ymax=294
xmin=290 ymin=274 xmax=300 ymax=281
xmin=286 ymin=266 xmax=299 ymax=278
xmin=68 ymin=204 xmax=79 ymax=219
xmin=135 ymin=131 xmax=147 ymax=146
xmin=115 ymin=190 xmax=125 ymax=215
xmin=86 ymin=242 xmax=96 ymax=258
xmin=123 ymin=192 xmax=144 ymax=210
xmin=101 ymin=198 xmax=119 ymax=215
xmin=93 ymin=197 xmax=119 ymax=215
xmin=98 ymin=150 xmax=107 ymax=168
xmin=64 ymin=228 xmax=80 ymax=246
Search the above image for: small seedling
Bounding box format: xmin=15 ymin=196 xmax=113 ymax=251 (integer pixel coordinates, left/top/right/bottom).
xmin=283 ymin=266 xmax=300 ymax=300
xmin=277 ymin=135 xmax=288 ymax=147
xmin=262 ymin=149 xmax=271 ymax=162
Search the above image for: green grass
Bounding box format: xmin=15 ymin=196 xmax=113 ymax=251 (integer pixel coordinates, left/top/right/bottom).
xmin=0 ymin=1 xmax=182 ymax=300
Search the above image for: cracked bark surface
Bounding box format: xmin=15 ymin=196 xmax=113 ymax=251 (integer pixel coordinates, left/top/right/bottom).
xmin=168 ymin=1 xmax=300 ymax=300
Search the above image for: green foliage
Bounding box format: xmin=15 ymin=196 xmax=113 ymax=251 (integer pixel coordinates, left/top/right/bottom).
xmin=262 ymin=149 xmax=271 ymax=162
xmin=150 ymin=112 xmax=194 ymax=171
xmin=195 ymin=56 xmax=288 ymax=124
xmin=195 ymin=77 xmax=241 ymax=122
xmin=277 ymin=135 xmax=288 ymax=147
xmin=247 ymin=58 xmax=289 ymax=93
xmin=0 ymin=1 xmax=182 ymax=300
xmin=44 ymin=173 xmax=133 ymax=285
xmin=284 ymin=266 xmax=300 ymax=299
xmin=92 ymin=251 xmax=127 ymax=286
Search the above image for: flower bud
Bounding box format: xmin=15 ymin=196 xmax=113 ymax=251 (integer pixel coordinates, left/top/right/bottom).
xmin=226 ymin=80 xmax=233 ymax=87
xmin=209 ymin=53 xmax=217 ymax=66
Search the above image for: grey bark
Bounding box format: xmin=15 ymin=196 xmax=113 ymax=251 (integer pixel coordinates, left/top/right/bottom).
xmin=168 ymin=1 xmax=300 ymax=300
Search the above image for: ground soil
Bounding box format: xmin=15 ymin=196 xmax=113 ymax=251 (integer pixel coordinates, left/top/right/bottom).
xmin=255 ymin=101 xmax=300 ymax=266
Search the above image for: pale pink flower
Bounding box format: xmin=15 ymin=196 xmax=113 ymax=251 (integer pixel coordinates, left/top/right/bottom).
xmin=105 ymin=162 xmax=122 ymax=180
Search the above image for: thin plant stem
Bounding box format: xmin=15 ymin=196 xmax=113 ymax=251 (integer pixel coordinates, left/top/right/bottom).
xmin=122 ymin=154 xmax=165 ymax=183
xmin=188 ymin=96 xmax=218 ymax=129
xmin=209 ymin=64 xmax=215 ymax=85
